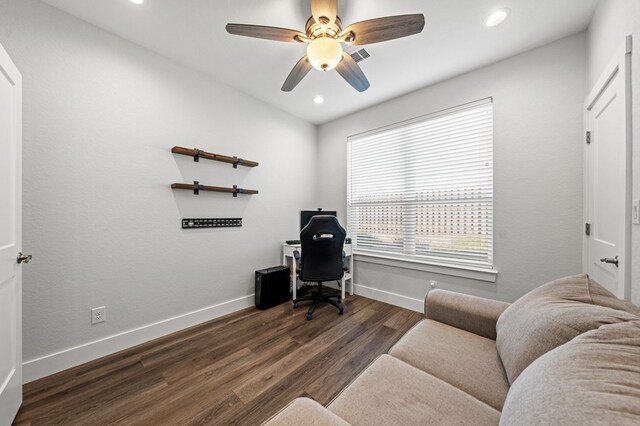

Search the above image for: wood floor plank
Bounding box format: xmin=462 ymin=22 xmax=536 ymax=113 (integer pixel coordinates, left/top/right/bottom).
xmin=13 ymin=296 xmax=422 ymax=425
xmin=232 ymin=308 xmax=374 ymax=404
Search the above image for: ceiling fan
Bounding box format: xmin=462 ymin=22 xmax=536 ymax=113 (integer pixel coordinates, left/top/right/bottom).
xmin=226 ymin=0 xmax=425 ymax=92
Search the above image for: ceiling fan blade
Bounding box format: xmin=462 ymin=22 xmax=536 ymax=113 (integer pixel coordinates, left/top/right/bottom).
xmin=341 ymin=14 xmax=425 ymax=45
xmin=311 ymin=0 xmax=338 ymax=25
xmin=281 ymin=55 xmax=313 ymax=92
xmin=335 ymin=52 xmax=370 ymax=92
xmin=226 ymin=24 xmax=306 ymax=43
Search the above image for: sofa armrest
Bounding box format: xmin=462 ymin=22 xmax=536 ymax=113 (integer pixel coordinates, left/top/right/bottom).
xmin=425 ymin=289 xmax=510 ymax=340
xmin=262 ymin=398 xmax=351 ymax=426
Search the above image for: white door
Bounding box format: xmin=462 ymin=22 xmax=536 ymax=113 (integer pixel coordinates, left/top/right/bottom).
xmin=584 ymin=36 xmax=632 ymax=300
xmin=0 ymin=42 xmax=23 ymax=426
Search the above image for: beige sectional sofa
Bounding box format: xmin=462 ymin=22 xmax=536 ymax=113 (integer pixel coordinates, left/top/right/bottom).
xmin=265 ymin=274 xmax=640 ymax=425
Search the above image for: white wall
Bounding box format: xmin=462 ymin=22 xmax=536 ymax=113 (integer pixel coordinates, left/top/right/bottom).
xmin=0 ymin=0 xmax=316 ymax=381
xmin=588 ymin=0 xmax=640 ymax=306
xmin=317 ymin=34 xmax=587 ymax=305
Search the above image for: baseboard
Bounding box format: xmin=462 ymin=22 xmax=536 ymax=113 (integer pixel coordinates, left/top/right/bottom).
xmin=22 ymin=294 xmax=255 ymax=384
xmin=354 ymin=283 xmax=424 ymax=313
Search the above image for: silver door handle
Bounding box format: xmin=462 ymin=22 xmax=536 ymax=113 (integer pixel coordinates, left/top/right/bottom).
xmin=599 ymin=256 xmax=619 ymax=267
xmin=17 ymin=252 xmax=32 ymax=264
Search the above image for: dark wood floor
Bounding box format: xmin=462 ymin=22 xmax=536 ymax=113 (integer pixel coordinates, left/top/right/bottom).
xmin=14 ymin=295 xmax=422 ymax=425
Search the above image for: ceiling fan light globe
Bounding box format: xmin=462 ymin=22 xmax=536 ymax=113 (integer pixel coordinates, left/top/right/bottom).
xmin=307 ymin=37 xmax=343 ymax=71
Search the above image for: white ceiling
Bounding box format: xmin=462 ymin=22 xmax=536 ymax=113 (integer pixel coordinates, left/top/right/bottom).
xmin=38 ymin=0 xmax=598 ymax=124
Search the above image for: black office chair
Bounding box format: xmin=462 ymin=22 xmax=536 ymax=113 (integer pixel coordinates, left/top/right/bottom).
xmin=293 ymin=216 xmax=346 ymax=320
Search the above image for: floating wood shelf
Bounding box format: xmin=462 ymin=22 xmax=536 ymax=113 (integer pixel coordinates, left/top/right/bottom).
xmin=171 ymin=146 xmax=259 ymax=168
xmin=171 ymin=181 xmax=258 ymax=197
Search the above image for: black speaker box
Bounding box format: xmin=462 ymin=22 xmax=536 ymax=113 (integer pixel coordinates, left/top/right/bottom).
xmin=255 ymin=266 xmax=291 ymax=310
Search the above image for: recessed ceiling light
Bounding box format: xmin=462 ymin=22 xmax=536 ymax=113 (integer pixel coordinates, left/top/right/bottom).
xmin=313 ymin=96 xmax=325 ymax=104
xmin=129 ymin=0 xmax=144 ymax=4
xmin=485 ymin=8 xmax=510 ymax=27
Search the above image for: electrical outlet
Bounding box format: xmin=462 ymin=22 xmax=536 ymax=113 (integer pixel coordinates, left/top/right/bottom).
xmin=430 ymin=280 xmax=438 ymax=289
xmin=91 ymin=306 xmax=106 ymax=325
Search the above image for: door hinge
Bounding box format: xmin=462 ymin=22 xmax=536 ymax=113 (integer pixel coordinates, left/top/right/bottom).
xmin=585 ymin=223 xmax=591 ymax=236
xmin=586 ymin=131 xmax=591 ymax=144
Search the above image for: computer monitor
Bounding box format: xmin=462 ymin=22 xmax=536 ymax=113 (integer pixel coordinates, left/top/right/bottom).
xmin=300 ymin=209 xmax=337 ymax=230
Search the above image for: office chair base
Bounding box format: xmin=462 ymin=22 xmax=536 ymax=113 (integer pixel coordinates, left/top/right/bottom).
xmin=293 ymin=288 xmax=343 ymax=320
xmin=293 ymin=299 xmax=342 ymax=309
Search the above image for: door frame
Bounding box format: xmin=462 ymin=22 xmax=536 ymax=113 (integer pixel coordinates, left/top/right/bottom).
xmin=0 ymin=40 xmax=22 ymax=425
xmin=583 ymin=35 xmax=632 ymax=300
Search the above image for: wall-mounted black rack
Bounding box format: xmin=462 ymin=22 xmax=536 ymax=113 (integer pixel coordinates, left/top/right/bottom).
xmin=182 ymin=218 xmax=242 ymax=228
xmin=171 ymin=181 xmax=258 ymax=197
xmin=171 ymin=146 xmax=259 ymax=168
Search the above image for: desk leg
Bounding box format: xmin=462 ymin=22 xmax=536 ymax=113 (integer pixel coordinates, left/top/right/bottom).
xmin=349 ymin=255 xmax=354 ymax=296
xmin=283 ymin=250 xmax=296 ymax=302
xmin=291 ymin=259 xmax=296 ymax=301
xmin=289 ymin=263 xmax=298 ymax=300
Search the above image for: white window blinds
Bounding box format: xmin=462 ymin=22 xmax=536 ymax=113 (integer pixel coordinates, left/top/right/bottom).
xmin=347 ymin=98 xmax=494 ymax=268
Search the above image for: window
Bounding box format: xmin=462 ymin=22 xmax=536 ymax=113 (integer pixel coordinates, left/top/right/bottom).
xmin=347 ymin=98 xmax=494 ymax=269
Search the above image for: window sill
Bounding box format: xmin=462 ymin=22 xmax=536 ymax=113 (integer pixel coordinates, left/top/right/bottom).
xmin=353 ymin=251 xmax=498 ymax=282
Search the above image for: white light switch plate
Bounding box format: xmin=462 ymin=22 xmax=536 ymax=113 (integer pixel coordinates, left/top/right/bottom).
xmin=633 ymin=199 xmax=640 ymax=225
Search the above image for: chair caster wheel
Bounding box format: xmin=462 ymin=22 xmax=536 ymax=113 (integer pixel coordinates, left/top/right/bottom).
xmin=339 ymin=309 xmax=344 ymax=315
xmin=306 ymin=313 xmax=313 ymax=321
xmin=293 ymin=303 xmax=298 ymax=309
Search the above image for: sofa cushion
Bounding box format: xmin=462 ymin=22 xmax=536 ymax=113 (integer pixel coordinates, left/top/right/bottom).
xmin=328 ymin=354 xmax=500 ymax=426
xmin=500 ymin=320 xmax=640 ymax=425
xmin=389 ymin=319 xmax=509 ymax=410
xmin=263 ymin=397 xmax=351 ymax=426
xmin=496 ymin=274 xmax=640 ymax=384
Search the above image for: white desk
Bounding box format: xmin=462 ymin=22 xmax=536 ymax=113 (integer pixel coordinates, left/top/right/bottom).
xmin=282 ymin=243 xmax=353 ymax=301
